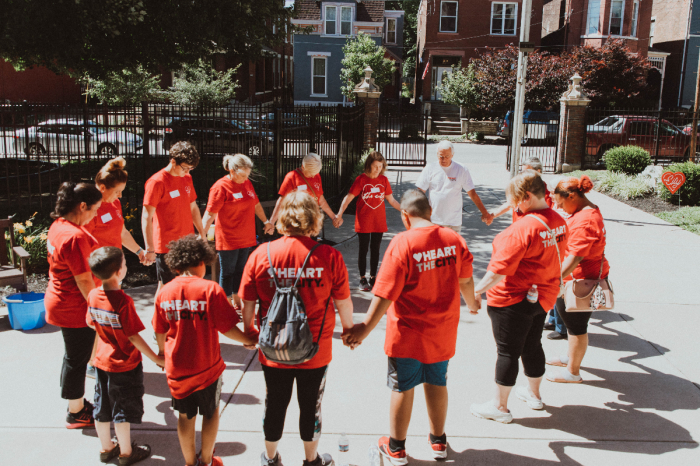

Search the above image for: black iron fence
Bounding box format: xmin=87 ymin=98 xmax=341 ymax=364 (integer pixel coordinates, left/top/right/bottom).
xmin=378 ymin=99 xmax=427 ymax=167
xmin=504 ymin=110 xmax=561 ymax=173
xmin=0 ymin=101 xmax=365 ymax=220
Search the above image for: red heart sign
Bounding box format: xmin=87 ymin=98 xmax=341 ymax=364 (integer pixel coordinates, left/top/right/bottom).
xmin=661 ymin=172 xmax=686 ymax=195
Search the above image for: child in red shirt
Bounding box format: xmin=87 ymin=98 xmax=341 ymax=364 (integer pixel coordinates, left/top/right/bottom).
xmin=345 ymin=190 xmax=479 ymax=464
xmin=152 ymin=236 xmax=257 ymax=466
xmin=86 ymin=247 xmax=164 ymax=466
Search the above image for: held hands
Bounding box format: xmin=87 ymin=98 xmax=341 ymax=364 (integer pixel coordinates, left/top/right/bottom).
xmin=156 ymin=352 xmax=165 ymax=371
xmin=263 ymin=222 xmax=275 ymax=235
xmin=144 ymin=251 xmax=156 ymax=266
xmin=333 ymin=215 xmax=344 ymax=228
xmin=481 ymin=212 xmax=494 ymax=226
xmin=342 ymin=323 xmax=368 ymax=350
xmin=469 ymin=293 xmax=482 ymax=315
xmin=243 ymin=327 xmax=260 ymax=350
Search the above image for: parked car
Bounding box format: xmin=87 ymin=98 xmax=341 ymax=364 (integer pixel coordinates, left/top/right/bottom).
xmin=162 ymin=117 xmax=273 ymax=157
xmin=247 ymin=112 xmax=334 ymax=142
xmin=498 ymin=110 xmax=559 ymax=144
xmin=14 ymin=119 xmax=143 ymax=156
xmin=586 ymin=116 xmax=690 ymax=160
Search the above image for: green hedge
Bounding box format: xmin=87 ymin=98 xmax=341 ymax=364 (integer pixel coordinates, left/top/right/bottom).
xmin=658 ymin=162 xmax=700 ymax=206
xmin=604 ymin=145 xmax=651 ymax=175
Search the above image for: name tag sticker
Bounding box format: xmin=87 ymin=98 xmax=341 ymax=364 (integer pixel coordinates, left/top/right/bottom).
xmin=169 ymin=189 xmax=181 ymax=198
xmin=370 ymin=187 xmax=380 ymax=193
xmin=298 ymin=185 xmax=308 ymax=191
xmin=233 ymin=192 xmax=243 ymax=199
xmin=101 ymin=213 xmax=113 ymax=223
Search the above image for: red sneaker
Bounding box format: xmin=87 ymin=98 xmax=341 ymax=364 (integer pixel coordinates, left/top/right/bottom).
xmin=65 ymin=402 xmax=94 ymax=429
xmin=428 ymin=434 xmax=447 ymax=459
xmin=378 ymin=436 xmax=408 ymax=465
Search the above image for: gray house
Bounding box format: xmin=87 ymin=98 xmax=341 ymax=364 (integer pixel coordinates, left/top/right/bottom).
xmin=291 ymin=0 xmax=404 ymax=105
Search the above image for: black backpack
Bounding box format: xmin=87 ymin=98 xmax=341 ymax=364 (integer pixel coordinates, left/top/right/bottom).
xmin=258 ymin=242 xmax=330 ymax=365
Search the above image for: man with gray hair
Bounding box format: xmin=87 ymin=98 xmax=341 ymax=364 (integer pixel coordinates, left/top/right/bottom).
xmin=416 ymin=140 xmax=493 ymax=233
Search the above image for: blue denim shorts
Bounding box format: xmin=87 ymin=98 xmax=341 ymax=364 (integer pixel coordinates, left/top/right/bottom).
xmin=387 ymin=357 xmax=449 ymax=392
xmin=94 ymin=363 xmax=144 ymax=424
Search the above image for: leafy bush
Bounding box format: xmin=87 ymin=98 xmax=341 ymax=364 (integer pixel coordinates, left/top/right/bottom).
xmin=340 ymin=32 xmax=395 ymax=99
xmin=656 ymin=207 xmax=700 ymax=235
xmin=169 ymin=60 xmax=240 ymax=107
xmin=468 ymin=131 xmax=485 ymax=142
xmin=6 ymin=213 xmax=49 ymax=274
xmin=427 ymin=134 xmax=466 ymax=142
xmin=604 ymin=145 xmax=651 ymax=175
xmin=82 ymin=66 xmax=163 ymax=105
xmin=567 ymin=170 xmax=603 ymax=181
xmin=596 ymin=171 xmax=654 ymax=199
xmin=658 ymin=162 xmax=700 ymax=206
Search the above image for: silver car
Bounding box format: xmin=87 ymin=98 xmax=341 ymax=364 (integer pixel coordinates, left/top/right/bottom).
xmin=14 ymin=119 xmax=143 ymax=156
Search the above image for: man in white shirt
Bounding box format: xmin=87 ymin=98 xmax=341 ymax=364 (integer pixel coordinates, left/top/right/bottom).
xmin=416 ymin=140 xmax=493 ymax=233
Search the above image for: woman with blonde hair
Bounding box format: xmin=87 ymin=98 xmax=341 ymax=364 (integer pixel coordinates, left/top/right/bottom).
xmin=269 ymin=153 xmax=340 ymax=229
xmin=202 ymin=154 xmax=274 ymax=310
xmin=470 ymin=170 xmax=568 ymax=423
xmin=546 ymin=175 xmax=609 ymax=383
xmin=336 ymin=151 xmax=401 ymax=290
xmin=239 ymin=190 xmax=355 ymax=466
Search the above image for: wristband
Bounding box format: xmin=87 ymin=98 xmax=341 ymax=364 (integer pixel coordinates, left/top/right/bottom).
xmin=264 ymin=220 xmax=270 ymax=224
xmin=146 ymin=250 xmax=155 ymax=254
xmin=136 ymin=248 xmax=143 ymax=255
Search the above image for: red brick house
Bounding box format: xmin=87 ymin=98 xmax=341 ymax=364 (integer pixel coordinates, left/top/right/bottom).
xmin=415 ymin=0 xmax=543 ymax=102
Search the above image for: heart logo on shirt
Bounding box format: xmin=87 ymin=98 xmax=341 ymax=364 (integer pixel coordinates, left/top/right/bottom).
xmin=413 ymin=253 xmax=422 ymax=262
xmin=539 ymin=231 xmax=548 ymax=239
xmin=361 ymin=184 xmax=385 ymax=210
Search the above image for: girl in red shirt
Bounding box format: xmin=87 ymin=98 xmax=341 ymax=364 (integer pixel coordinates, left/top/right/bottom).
xmin=490 ymin=157 xmax=553 ymax=222
xmin=546 ymin=175 xmax=610 ymax=384
xmin=471 ymin=171 xmax=568 ymax=423
xmin=335 ymin=151 xmax=401 ymax=291
xmin=45 ymin=182 xmax=103 ymax=429
xmin=202 ymin=154 xmax=274 ymax=309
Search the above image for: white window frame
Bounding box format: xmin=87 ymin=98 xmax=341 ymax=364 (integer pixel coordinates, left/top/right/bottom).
xmin=586 ymin=0 xmax=601 ymax=35
xmin=631 ymin=1 xmax=639 ymax=37
xmin=311 ymin=56 xmax=327 ymax=97
xmin=649 ymin=17 xmax=656 ymax=46
xmin=386 ymin=17 xmax=397 ymax=44
xmin=324 ymin=5 xmax=353 ymax=36
xmin=439 ymin=1 xmax=458 ymax=33
xmin=325 ymin=6 xmax=337 ymax=35
xmin=608 ymin=0 xmax=625 ymax=36
xmin=490 ymin=2 xmax=518 ymax=36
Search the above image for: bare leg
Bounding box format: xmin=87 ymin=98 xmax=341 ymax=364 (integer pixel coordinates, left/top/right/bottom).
xmin=199 ymin=410 xmax=220 ymax=464
xmin=177 ymin=414 xmax=198 ymax=466
xmin=264 ymin=441 xmax=280 ymax=462
xmin=68 ymin=398 xmax=84 ymax=413
xmin=423 ymin=384 xmax=447 ymax=437
xmin=89 ymin=335 xmax=98 ymax=367
xmin=526 ymin=376 xmax=543 ymax=400
xmin=389 ymin=388 xmax=415 ymax=441
xmin=95 ymin=421 xmax=115 ymax=452
xmin=114 ymin=422 xmax=132 ymax=456
xmin=567 ymin=334 xmax=589 ymax=376
xmin=494 ymin=384 xmax=513 ymax=413
xmin=303 ymin=439 xmax=320 ymax=462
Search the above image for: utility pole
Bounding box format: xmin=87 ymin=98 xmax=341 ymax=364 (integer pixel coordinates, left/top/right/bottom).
xmin=691 ymin=56 xmax=700 ymax=163
xmin=510 ymin=0 xmax=533 ymax=178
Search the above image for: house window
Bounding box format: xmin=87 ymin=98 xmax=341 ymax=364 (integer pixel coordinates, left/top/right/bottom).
xmin=340 ymin=7 xmax=352 ymax=35
xmin=325 ymin=6 xmax=336 ymax=35
xmin=325 ymin=5 xmax=352 ymax=36
xmin=491 ymin=3 xmax=517 ymax=36
xmin=631 ymin=1 xmax=639 ymax=37
xmin=609 ymin=0 xmax=624 ymax=36
xmin=312 ymin=57 xmax=326 ymax=96
xmin=586 ymin=0 xmax=601 ymax=34
xmin=649 ymin=18 xmax=656 ymax=46
xmin=439 ymin=1 xmax=457 ymax=33
xmin=387 ymin=18 xmax=397 ymax=44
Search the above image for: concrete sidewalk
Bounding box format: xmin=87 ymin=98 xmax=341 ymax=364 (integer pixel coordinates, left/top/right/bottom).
xmin=1 ymin=143 xmax=699 ymax=465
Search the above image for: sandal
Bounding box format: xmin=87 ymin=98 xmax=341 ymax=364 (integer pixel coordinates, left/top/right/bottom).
xmin=546 ymin=368 xmax=583 ymax=384
xmin=118 ymin=443 xmax=152 ymax=466
xmin=546 ymin=354 xmax=569 ymax=367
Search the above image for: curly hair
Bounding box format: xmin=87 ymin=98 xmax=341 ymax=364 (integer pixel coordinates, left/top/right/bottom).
xmin=505 ymin=170 xmax=546 ymax=207
xmin=51 ymin=182 xmax=103 ymax=219
xmin=169 ymin=141 xmax=200 ymax=168
xmin=89 ymin=246 xmax=124 ymax=280
xmin=555 ymin=175 xmax=594 ymax=197
xmin=95 ymin=156 xmax=128 ymax=188
xmin=364 ymin=151 xmax=388 ymax=176
xmin=165 ymin=235 xmax=216 ymax=273
xmin=276 ymin=191 xmax=323 ymax=237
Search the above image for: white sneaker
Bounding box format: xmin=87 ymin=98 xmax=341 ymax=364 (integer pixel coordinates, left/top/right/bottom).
xmin=515 ymin=386 xmax=544 ymax=410
xmin=469 ymin=400 xmax=513 ymax=424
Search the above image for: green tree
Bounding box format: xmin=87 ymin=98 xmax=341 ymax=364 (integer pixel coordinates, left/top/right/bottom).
xmin=437 ymin=63 xmax=480 ymax=117
xmin=0 ymin=0 xmax=293 ymax=79
xmin=340 ymin=32 xmax=395 ymax=99
xmin=82 ymin=66 xmax=163 ymax=105
xmin=168 ymin=60 xmax=240 ymax=107
xmin=386 ymin=0 xmax=419 ymax=79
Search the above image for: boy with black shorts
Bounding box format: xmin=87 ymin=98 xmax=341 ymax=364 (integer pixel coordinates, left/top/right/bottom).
xmin=86 ymin=246 xmax=165 ymax=465
xmin=345 ymin=190 xmax=479 ymax=464
xmin=153 ymin=235 xmax=257 ymax=466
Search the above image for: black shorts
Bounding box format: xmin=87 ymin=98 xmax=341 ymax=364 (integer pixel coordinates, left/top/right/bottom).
xmin=94 ymin=363 xmax=144 ymax=424
xmin=156 ymin=253 xmax=176 ymax=284
xmin=171 ymin=376 xmax=222 ymax=420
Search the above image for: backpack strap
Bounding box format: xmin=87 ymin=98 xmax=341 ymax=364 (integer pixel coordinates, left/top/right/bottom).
xmin=316 ymin=295 xmax=332 ymax=344
xmin=529 ymin=214 xmax=563 ymax=289
xmin=266 ymin=242 xmax=282 ymax=290
xmin=292 ymin=243 xmax=322 ymax=288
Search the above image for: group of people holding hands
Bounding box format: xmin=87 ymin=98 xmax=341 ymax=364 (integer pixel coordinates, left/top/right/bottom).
xmin=42 ymin=138 xmax=609 ymax=466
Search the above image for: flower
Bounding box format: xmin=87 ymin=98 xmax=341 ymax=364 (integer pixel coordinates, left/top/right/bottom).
xmin=25 ymin=220 xmax=33 ymax=227
xmin=39 ymin=233 xmax=48 ymax=241
xmin=24 ymin=236 xmax=34 ymax=244
xmin=13 ymin=223 xmax=25 ymax=234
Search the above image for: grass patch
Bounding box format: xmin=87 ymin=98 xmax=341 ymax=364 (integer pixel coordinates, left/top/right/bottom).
xmin=656 ymin=207 xmax=700 ymax=235
xmin=595 ymin=172 xmax=654 ymax=200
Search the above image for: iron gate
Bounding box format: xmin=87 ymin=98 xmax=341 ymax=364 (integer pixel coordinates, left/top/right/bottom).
xmin=377 ymin=99 xmax=427 ymax=167
xmin=505 ymin=110 xmax=561 ymax=173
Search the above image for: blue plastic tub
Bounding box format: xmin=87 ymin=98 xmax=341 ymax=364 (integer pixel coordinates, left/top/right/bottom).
xmin=2 ymin=292 xmax=46 ymax=330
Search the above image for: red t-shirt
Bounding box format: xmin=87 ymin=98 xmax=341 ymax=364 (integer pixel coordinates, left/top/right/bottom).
xmin=348 ymin=174 xmax=393 ymax=233
xmin=278 ymin=169 xmax=323 ymax=204
xmin=206 ymin=176 xmax=259 ymax=251
xmin=84 ymin=199 xmax=124 ymax=248
xmin=143 ymin=169 xmax=197 ymax=254
xmin=152 ymin=276 xmax=240 ymax=399
xmin=512 ymin=188 xmax=552 ymax=223
xmin=487 ymin=208 xmax=568 ymax=311
xmin=239 ymin=236 xmax=350 ymax=369
xmin=45 ymin=218 xmax=99 ymax=328
xmin=565 ymin=207 xmax=609 ymax=281
xmin=86 ymin=288 xmax=145 ymax=373
xmin=372 ymin=225 xmax=474 ymax=364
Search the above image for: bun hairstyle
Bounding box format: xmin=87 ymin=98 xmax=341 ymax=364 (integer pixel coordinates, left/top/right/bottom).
xmin=506 ymin=169 xmax=546 ymax=207
xmin=555 ymin=175 xmax=594 ymax=197
xmin=95 ymin=156 xmax=128 ymax=189
xmin=51 ymin=182 xmax=103 ymax=219
xmin=223 ymin=153 xmax=254 ymax=173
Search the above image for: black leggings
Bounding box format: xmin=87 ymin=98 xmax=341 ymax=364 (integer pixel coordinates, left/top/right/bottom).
xmin=60 ymin=326 xmax=96 ymax=400
xmin=487 ymin=299 xmax=547 ymax=387
xmin=262 ymin=365 xmax=327 ymax=442
xmin=555 ymin=297 xmax=593 ymax=336
xmin=358 ymin=232 xmax=383 ymax=277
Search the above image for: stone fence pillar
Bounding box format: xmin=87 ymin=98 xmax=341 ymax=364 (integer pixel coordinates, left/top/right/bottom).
xmin=557 ymin=73 xmax=591 ymax=173
xmin=353 ymin=66 xmax=382 ymax=151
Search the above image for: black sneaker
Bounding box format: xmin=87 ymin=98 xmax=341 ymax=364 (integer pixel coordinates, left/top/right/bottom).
xmin=260 ymin=451 xmax=281 ymax=465
xmin=303 ymin=453 xmax=334 ymax=466
xmin=100 ymin=443 xmax=120 ymax=463
xmin=118 ymin=443 xmax=151 ymax=466
xmin=359 ymin=277 xmax=370 ymax=291
xmin=547 ymin=331 xmax=568 ymax=340
xmin=65 ymin=400 xmax=94 ymax=429
xmin=369 ymin=276 xmax=376 ymax=289
xmin=543 ymin=321 xmax=555 ymax=331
